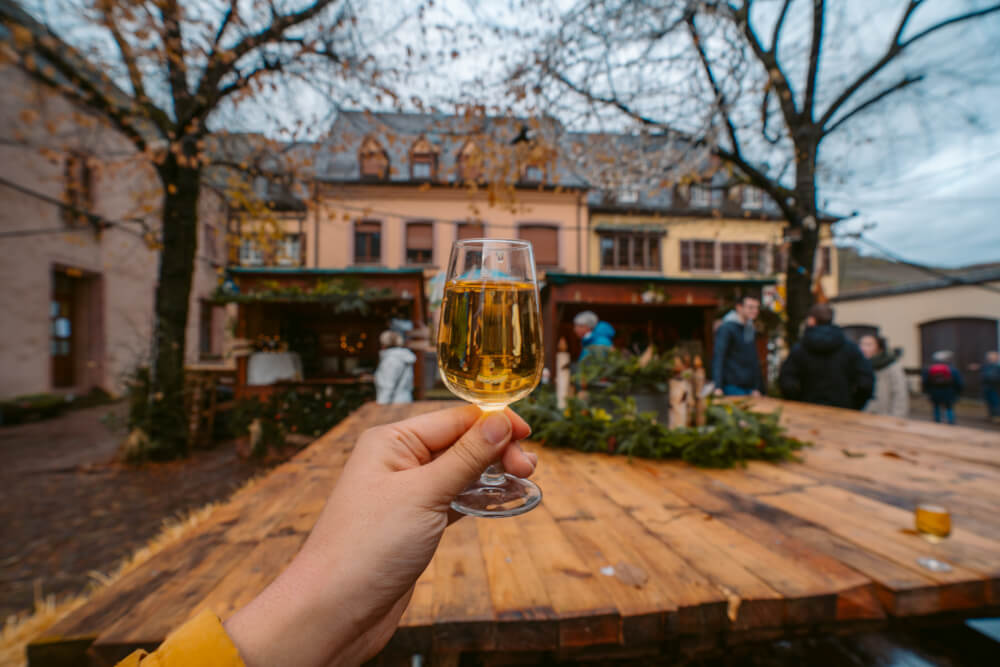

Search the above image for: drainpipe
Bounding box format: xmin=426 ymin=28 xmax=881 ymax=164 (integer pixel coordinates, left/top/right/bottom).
xmin=576 ymin=191 xmax=582 ymax=274
xmin=312 ymin=181 xmax=320 ymax=267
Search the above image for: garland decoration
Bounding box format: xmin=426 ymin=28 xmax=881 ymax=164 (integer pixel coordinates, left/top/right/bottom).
xmin=515 ymin=388 xmax=808 ymax=469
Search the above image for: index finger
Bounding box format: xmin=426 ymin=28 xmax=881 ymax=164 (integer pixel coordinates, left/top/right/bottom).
xmin=389 ymin=404 xmax=531 ymax=453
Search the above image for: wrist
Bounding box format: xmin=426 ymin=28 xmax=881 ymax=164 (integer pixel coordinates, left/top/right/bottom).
xmin=224 ymin=547 xmax=359 ymax=667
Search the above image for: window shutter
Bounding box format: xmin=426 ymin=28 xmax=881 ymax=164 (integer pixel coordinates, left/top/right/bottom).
xmin=356 ymin=220 xmax=381 ymax=234
xmin=680 ymin=240 xmax=692 ymax=271
xmin=457 ymin=221 xmax=484 ymax=240
xmin=519 ymin=225 xmax=558 ymax=266
xmin=407 ymin=222 xmax=433 ymax=249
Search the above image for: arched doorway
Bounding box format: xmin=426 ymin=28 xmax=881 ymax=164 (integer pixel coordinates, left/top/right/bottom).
xmin=920 ymin=317 xmax=999 ymax=396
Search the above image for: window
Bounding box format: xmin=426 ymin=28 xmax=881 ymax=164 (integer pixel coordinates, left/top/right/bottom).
xmin=773 ymin=245 xmax=788 ymax=273
xmin=743 ymin=187 xmax=763 ymax=209
xmin=354 ymin=220 xmax=381 ymax=264
xmin=359 ymin=137 xmax=389 ymax=180
xmin=599 ymin=233 xmax=661 ymax=271
xmin=690 ymin=185 xmax=721 ymax=209
xmin=721 ymin=243 xmax=766 ymax=273
xmin=456 ymin=220 xmax=485 ymax=241
xmin=523 ymin=165 xmax=544 ymax=183
xmin=63 ymin=152 xmax=94 ymax=226
xmin=518 ymin=224 xmax=559 ymax=267
xmin=406 ymin=221 xmax=434 ymax=265
xmin=412 ymin=160 xmax=432 ymax=180
xmin=277 ymin=234 xmax=302 ymax=266
xmin=199 ymin=301 xmax=223 ymax=360
xmin=410 ymin=137 xmax=438 ymax=181
xmin=680 ymin=240 xmax=717 ymax=271
xmin=818 ymin=246 xmax=833 ymax=276
xmin=618 ymin=185 xmax=639 ymax=204
xmin=239 ymin=238 xmax=264 ymax=267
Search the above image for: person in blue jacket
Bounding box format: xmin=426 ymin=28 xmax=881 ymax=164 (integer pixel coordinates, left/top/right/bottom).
xmin=922 ymin=350 xmax=964 ymax=425
xmin=573 ymin=310 xmax=615 ymax=360
xmin=712 ymin=295 xmax=764 ymax=396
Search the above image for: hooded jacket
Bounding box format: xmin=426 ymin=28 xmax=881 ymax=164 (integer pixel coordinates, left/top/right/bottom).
xmin=375 ymin=346 xmax=417 ymax=404
xmin=778 ymin=324 xmax=874 ymax=409
xmin=711 ymin=314 xmax=763 ymax=391
xmin=864 ymin=351 xmax=909 ymax=418
xmin=580 ymin=321 xmax=616 ymax=360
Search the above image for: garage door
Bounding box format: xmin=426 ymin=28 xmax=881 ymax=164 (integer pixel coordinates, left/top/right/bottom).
xmin=920 ymin=318 xmax=999 ymax=397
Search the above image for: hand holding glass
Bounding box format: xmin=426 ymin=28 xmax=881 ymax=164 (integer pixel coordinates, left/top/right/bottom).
xmin=437 ymin=239 xmax=543 ymax=517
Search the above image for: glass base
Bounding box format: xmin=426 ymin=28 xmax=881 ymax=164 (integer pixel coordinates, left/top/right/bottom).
xmin=451 ymin=473 xmax=542 ymax=518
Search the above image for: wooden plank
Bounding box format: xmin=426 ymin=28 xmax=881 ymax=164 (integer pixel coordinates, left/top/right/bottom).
xmin=185 ymin=533 xmax=308 ymax=622
xmin=759 ymin=489 xmax=991 ymax=612
xmin=476 ymin=507 xmax=559 ymax=651
xmin=430 ymin=518 xmax=496 ymax=653
xmin=542 ymin=449 xmax=727 ymax=640
xmin=90 ymin=539 xmax=254 ymax=663
xmin=564 ymin=455 xmax=786 ymax=632
xmin=607 ymin=459 xmax=880 ymax=628
xmin=515 ymin=497 xmax=621 ymax=648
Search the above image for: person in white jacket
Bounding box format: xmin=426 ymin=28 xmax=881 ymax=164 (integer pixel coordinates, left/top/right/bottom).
xmin=859 ymin=334 xmax=910 ymax=418
xmin=374 ymin=330 xmax=416 ymax=404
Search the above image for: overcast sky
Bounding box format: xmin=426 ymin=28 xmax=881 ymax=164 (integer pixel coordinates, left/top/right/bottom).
xmin=22 ymin=0 xmax=1000 ymax=268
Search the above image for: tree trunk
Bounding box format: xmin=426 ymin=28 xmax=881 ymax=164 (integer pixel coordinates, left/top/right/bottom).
xmin=783 ymin=137 xmax=820 ymax=346
xmin=146 ymin=151 xmax=202 ymax=459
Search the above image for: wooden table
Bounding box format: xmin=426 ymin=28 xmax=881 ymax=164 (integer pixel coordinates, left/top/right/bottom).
xmin=28 ymin=400 xmax=1000 ymax=666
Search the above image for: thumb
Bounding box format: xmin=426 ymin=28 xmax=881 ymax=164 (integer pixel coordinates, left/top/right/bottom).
xmin=421 ymin=411 xmax=512 ymax=501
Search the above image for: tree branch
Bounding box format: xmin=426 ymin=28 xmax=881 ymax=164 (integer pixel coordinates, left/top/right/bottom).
xmin=162 ymin=0 xmax=191 ymax=123
xmin=195 ymin=0 xmax=342 ymax=114
xmin=823 ymin=74 xmax=923 ymax=134
xmin=802 ymin=0 xmax=825 ymax=120
xmin=819 ymin=2 xmax=1000 ymax=131
xmin=11 ymin=32 xmax=151 ymax=150
xmin=543 ymin=65 xmax=796 ymax=222
xmin=211 ymin=0 xmax=238 ymax=51
xmin=731 ymin=3 xmax=800 ymax=126
xmin=98 ymin=0 xmax=146 ymax=103
xmin=770 ymin=0 xmax=793 ymax=51
xmin=685 ymin=15 xmax=742 ymax=159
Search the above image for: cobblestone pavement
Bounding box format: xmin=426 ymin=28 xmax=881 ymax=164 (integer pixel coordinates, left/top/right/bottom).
xmin=0 ymin=403 xmax=273 ymax=620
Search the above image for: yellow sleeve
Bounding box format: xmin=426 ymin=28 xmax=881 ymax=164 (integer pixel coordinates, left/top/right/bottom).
xmin=115 ymin=610 xmax=245 ymax=667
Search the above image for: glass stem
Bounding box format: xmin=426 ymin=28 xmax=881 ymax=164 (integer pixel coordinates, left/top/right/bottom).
xmin=480 ymin=462 xmax=507 ymax=485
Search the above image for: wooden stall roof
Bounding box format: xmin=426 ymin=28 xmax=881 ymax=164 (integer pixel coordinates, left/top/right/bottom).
xmin=28 ymin=400 xmax=1000 ymax=665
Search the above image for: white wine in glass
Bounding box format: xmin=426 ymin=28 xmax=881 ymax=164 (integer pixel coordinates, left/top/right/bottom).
xmin=437 ymin=239 xmax=543 ymax=517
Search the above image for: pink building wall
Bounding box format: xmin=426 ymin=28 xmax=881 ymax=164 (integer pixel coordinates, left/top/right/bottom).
xmin=0 ymin=64 xmax=227 ymax=399
xmin=307 ymin=184 xmax=586 ymax=272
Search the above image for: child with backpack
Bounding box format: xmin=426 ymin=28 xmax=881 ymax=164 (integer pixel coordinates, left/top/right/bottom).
xmin=922 ymin=350 xmax=964 ymax=425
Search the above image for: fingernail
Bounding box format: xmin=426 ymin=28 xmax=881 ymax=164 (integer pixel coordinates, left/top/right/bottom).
xmin=481 ymin=411 xmax=512 ymax=445
xmin=526 ymin=452 xmax=538 ymax=468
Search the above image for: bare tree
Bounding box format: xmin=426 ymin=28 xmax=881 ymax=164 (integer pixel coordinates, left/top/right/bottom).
xmin=2 ymin=0 xmax=388 ymax=458
xmin=518 ymin=0 xmax=1000 ymax=343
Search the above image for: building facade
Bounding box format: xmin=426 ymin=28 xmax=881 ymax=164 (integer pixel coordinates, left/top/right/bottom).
xmin=0 ymin=53 xmax=227 ymax=399
xmin=833 ymin=269 xmax=1000 ymax=396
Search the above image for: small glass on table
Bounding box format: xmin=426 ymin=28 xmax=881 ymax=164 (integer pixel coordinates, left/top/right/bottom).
xmin=437 ymin=238 xmax=543 ymax=517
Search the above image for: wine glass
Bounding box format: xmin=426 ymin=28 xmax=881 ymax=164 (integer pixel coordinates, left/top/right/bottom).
xmin=437 ymin=238 xmax=544 ymax=517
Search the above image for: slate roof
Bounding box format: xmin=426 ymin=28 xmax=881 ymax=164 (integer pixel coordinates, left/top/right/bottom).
xmin=307 ymin=111 xmax=589 ymax=188
xmin=833 ymin=266 xmax=1000 ymax=301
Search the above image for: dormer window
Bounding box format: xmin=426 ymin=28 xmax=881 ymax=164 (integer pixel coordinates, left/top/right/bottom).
xmin=743 ymin=186 xmax=763 ymax=209
xmin=523 ymin=165 xmax=543 ymax=183
xmin=618 ymin=185 xmax=639 ymax=204
xmin=359 ymin=136 xmax=389 ymax=181
xmin=456 ymin=140 xmax=482 ymax=182
xmin=409 ymin=137 xmax=438 ymax=181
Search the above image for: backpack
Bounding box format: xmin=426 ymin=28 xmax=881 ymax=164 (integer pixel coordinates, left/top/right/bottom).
xmin=927 ymin=363 xmax=953 ymax=386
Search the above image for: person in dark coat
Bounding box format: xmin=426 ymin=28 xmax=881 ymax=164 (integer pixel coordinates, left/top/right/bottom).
xmin=779 ymin=303 xmax=874 ymax=409
xmin=711 ymin=295 xmax=764 ymax=396
xmin=922 ymin=350 xmax=964 ymax=425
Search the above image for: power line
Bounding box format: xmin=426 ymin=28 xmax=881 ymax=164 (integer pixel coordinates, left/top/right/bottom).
xmin=0 ymin=175 xmax=150 ymax=241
